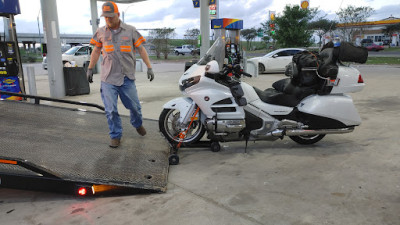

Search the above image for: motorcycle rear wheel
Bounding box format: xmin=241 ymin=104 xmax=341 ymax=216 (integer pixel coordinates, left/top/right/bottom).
xmin=159 ymin=108 xmax=206 ymax=145
xmin=289 ymin=134 xmax=325 ymax=145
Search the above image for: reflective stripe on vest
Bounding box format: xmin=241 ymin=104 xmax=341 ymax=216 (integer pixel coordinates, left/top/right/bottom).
xmin=104 ymin=45 xmax=114 ymax=52
xmin=90 ymin=38 xmax=102 ymax=48
xmin=134 ymin=36 xmax=146 ymax=47
xmin=120 ymin=45 xmax=132 ymax=52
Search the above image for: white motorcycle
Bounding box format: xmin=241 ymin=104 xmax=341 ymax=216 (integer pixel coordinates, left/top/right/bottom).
xmin=160 ymin=38 xmax=365 ymax=164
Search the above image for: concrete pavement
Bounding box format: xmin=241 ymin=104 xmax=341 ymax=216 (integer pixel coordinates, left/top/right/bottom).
xmin=1 ymin=62 xmax=400 ymax=225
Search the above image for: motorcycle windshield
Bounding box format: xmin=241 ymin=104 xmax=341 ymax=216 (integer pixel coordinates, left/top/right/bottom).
xmin=197 ymin=37 xmax=225 ymax=70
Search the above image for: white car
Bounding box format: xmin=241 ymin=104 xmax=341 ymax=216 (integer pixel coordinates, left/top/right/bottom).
xmin=42 ymin=56 xmax=47 ymax=70
xmin=62 ymin=45 xmax=91 ymax=67
xmin=42 ymin=45 xmax=91 ymax=70
xmin=248 ymin=48 xmax=305 ymax=74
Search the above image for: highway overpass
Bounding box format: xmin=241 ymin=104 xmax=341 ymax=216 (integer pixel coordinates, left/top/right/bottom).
xmin=12 ymin=33 xmax=92 ymax=48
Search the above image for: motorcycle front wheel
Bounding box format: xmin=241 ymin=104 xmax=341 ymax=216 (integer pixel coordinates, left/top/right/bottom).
xmin=159 ymin=108 xmax=206 ymax=145
xmin=289 ymin=134 xmax=325 ymax=145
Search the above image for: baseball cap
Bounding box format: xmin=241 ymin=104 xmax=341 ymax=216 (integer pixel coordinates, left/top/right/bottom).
xmin=101 ymin=1 xmax=119 ymax=17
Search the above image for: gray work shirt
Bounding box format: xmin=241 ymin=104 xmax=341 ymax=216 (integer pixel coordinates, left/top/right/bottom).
xmin=90 ymin=21 xmax=146 ymax=86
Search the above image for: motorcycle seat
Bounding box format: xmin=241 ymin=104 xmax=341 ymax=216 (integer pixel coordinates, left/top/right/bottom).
xmin=272 ymin=78 xmax=291 ymax=92
xmin=253 ymin=76 xmax=320 ymax=108
xmin=253 ymin=87 xmax=301 ymax=107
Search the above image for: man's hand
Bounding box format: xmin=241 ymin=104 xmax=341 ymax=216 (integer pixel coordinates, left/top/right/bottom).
xmin=87 ymin=68 xmax=93 ymax=83
xmin=147 ymin=68 xmax=154 ymax=82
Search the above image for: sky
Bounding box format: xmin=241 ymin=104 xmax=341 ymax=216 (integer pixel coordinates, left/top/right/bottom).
xmin=6 ymin=0 xmax=400 ymax=38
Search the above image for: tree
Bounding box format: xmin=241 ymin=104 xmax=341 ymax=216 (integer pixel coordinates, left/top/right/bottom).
xmin=383 ymin=23 xmax=400 ymax=48
xmin=271 ymin=5 xmax=316 ymax=48
xmin=241 ymin=28 xmax=257 ymax=50
xmin=184 ymin=28 xmax=200 ymax=47
xmin=308 ymin=19 xmax=337 ymax=46
xmin=148 ymin=27 xmax=176 ymax=59
xmin=336 ymin=6 xmax=374 ymax=42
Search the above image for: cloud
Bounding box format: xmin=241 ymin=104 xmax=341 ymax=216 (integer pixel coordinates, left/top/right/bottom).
xmin=371 ymin=4 xmax=400 ymax=20
xmin=15 ymin=20 xmax=41 ymax=34
xmin=123 ymin=0 xmax=273 ymax=37
xmin=6 ymin=0 xmax=400 ymax=38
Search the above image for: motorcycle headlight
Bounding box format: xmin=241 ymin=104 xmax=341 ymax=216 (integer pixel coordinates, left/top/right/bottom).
xmin=181 ymin=75 xmax=201 ymax=90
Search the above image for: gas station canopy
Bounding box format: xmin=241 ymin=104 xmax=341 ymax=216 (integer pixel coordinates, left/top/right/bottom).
xmin=0 ymin=0 xmax=21 ymax=16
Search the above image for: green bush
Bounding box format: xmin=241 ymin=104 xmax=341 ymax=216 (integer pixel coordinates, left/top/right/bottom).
xmin=21 ymin=55 xmax=37 ymax=63
xmin=19 ymin=47 xmax=42 ymax=63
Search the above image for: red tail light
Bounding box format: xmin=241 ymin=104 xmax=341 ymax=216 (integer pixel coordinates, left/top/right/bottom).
xmin=78 ymin=187 xmax=87 ymax=196
xmin=76 ymin=185 xmax=94 ymax=196
xmin=358 ymin=74 xmax=364 ymax=83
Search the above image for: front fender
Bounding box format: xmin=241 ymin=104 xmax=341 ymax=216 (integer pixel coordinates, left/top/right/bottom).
xmin=163 ymin=97 xmax=196 ymax=123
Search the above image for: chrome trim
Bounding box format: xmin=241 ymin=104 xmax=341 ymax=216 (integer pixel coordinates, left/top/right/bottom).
xmin=271 ymin=127 xmax=355 ymax=137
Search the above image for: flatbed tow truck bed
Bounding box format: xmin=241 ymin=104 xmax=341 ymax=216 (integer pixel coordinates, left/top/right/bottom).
xmin=0 ymin=99 xmax=169 ymax=195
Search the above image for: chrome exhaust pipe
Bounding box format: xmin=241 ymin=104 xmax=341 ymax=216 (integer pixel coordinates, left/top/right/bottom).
xmin=271 ymin=127 xmax=355 ymax=137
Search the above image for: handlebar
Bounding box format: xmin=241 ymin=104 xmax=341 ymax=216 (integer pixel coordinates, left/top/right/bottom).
xmin=242 ymin=71 xmax=252 ymax=77
xmin=216 ymin=64 xmax=253 ymax=80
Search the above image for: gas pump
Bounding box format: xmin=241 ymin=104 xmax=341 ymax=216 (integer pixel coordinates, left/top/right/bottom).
xmin=0 ymin=0 xmax=25 ymax=100
xmin=211 ymin=18 xmax=243 ymax=70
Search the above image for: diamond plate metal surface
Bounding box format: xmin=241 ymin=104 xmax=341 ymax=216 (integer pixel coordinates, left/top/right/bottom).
xmin=0 ymin=101 xmax=169 ymax=192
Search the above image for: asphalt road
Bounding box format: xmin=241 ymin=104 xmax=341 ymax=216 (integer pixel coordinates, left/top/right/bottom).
xmin=368 ymin=50 xmax=400 ymax=57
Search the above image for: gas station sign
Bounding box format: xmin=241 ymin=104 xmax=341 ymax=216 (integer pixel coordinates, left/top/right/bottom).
xmin=209 ymin=3 xmax=217 ymax=19
xmin=269 ymin=11 xmax=275 ymax=21
xmin=192 ymin=0 xmax=199 ymax=8
xmin=193 ymin=0 xmax=217 ymax=8
xmin=211 ymin=18 xmax=243 ymax=30
xmin=301 ymin=0 xmax=309 ymax=9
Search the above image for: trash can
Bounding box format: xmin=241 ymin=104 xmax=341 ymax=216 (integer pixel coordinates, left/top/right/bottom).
xmin=63 ymin=67 xmax=90 ymax=96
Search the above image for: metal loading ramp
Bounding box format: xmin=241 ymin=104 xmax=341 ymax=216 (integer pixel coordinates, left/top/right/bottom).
xmin=0 ymin=100 xmax=169 ymax=193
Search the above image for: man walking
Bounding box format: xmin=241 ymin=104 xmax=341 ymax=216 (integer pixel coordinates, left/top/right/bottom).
xmin=87 ymin=1 xmax=154 ymax=148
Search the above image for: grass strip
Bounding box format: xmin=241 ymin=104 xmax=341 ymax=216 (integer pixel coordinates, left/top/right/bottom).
xmin=366 ymin=57 xmax=400 ymax=65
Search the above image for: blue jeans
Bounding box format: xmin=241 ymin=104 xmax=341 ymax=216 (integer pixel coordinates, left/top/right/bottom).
xmin=100 ymin=77 xmax=143 ymax=139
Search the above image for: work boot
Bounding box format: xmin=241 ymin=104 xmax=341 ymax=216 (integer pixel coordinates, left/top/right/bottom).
xmin=136 ymin=125 xmax=147 ymax=136
xmin=109 ymin=138 xmax=120 ymax=148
